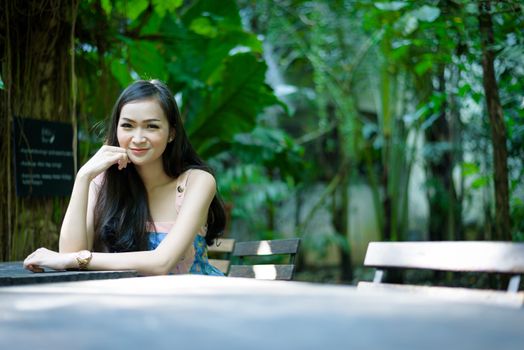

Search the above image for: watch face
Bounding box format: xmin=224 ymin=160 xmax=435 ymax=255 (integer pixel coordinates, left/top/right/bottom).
xmin=78 ymin=250 xmax=91 ymax=260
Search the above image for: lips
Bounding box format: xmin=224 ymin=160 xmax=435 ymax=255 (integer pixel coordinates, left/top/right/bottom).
xmin=129 ymin=148 xmax=149 ymax=156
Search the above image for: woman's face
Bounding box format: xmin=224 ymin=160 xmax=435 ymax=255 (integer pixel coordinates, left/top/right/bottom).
xmin=117 ymin=99 xmax=173 ymax=168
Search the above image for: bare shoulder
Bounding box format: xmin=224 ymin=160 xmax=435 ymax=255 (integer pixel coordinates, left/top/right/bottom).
xmin=185 ymin=169 xmax=216 ymax=193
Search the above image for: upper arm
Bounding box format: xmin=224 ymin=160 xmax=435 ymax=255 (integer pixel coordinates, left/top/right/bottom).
xmin=86 ymin=179 xmax=100 ymax=251
xmin=177 ymin=170 xmax=216 ymax=228
xmin=154 ymin=170 xmax=216 ymax=267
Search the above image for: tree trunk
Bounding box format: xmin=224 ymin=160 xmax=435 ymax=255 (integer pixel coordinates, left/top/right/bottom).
xmin=381 ymin=165 xmax=392 ymax=241
xmin=425 ymin=65 xmax=458 ymax=242
xmin=449 ymin=63 xmax=464 ymax=241
xmin=478 ymin=1 xmax=511 ymax=241
xmin=380 ymin=60 xmax=393 ymax=242
xmin=0 ymin=0 xmax=78 ymax=260
xmin=332 ymin=166 xmax=352 ymax=282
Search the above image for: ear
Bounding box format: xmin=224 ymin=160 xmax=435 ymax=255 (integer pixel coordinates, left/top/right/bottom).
xmin=168 ymin=129 xmax=175 ymax=143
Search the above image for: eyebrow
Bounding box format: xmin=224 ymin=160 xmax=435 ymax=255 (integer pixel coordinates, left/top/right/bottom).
xmin=121 ymin=118 xmax=162 ymax=123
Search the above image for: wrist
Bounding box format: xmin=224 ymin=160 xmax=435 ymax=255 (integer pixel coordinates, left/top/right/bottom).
xmin=75 ymin=170 xmax=94 ymax=183
xmin=65 ymin=252 xmax=78 ymax=269
xmin=75 ymin=250 xmax=93 ymax=270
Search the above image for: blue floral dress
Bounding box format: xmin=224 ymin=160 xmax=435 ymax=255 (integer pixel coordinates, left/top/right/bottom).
xmin=148 ymin=230 xmax=223 ymax=276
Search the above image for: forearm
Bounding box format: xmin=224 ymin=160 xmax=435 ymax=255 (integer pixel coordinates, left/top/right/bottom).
xmin=86 ymin=227 xmax=195 ymax=275
xmin=88 ymin=250 xmax=169 ymax=276
xmin=59 ymin=174 xmax=91 ymax=252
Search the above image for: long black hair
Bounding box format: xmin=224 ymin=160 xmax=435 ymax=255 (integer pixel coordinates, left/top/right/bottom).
xmin=93 ymin=80 xmax=226 ymax=252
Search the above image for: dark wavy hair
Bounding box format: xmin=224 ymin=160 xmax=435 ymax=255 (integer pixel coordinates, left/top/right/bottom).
xmin=93 ymin=80 xmax=226 ymax=252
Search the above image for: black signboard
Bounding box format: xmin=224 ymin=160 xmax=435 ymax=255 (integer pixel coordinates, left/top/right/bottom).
xmin=13 ymin=117 xmax=75 ymax=197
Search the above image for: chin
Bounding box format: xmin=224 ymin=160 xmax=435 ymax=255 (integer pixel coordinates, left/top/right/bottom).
xmin=130 ymin=159 xmax=148 ymax=166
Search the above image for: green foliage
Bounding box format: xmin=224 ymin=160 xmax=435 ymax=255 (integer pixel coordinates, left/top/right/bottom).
xmin=374 ymin=2 xmax=409 ymax=12
xmin=231 ymin=125 xmax=304 ymax=177
xmin=213 ymin=121 xmax=305 ymax=233
xmin=511 ymin=196 xmax=524 ymax=242
xmin=74 ymin=0 xmax=524 ymax=252
xmin=242 ymin=0 xmax=524 ymax=246
xmin=187 ymin=53 xmax=281 ymax=158
xmin=75 ymin=0 xmax=288 ymax=158
xmin=73 ymin=0 xmax=304 ymax=241
xmin=152 ymin=0 xmax=183 ymax=17
xmin=303 ymin=230 xmax=350 ymax=260
xmin=365 ymin=0 xmax=524 ymax=240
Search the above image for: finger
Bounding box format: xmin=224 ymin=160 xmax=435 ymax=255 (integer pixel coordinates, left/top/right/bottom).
xmin=24 ymin=258 xmax=39 ymax=269
xmin=28 ymin=264 xmax=44 ymax=273
xmin=24 ymin=253 xmax=36 ymax=266
xmin=117 ymin=154 xmax=128 ymax=170
xmin=107 ymin=153 xmax=125 ymax=166
xmin=125 ymin=150 xmax=134 ymax=164
xmin=101 ymin=145 xmax=127 ymax=153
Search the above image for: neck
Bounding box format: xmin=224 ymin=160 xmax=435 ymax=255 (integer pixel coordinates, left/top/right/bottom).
xmin=135 ymin=160 xmax=172 ymax=192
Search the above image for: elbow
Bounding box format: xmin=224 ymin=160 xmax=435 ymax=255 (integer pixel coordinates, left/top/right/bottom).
xmin=145 ymin=253 xmax=175 ymax=276
xmin=147 ymin=265 xmax=171 ymax=276
xmin=58 ymin=239 xmax=83 ymax=254
xmin=58 ymin=229 xmax=89 ymax=253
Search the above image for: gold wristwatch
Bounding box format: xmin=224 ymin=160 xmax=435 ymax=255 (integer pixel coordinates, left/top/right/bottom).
xmin=76 ymin=250 xmax=92 ymax=270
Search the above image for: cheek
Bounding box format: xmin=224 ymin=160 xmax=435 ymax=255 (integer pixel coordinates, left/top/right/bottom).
xmin=116 ymin=130 xmax=127 ymax=148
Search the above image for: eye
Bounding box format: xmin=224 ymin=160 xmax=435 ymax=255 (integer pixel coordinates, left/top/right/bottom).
xmin=147 ymin=124 xmax=160 ymax=129
xmin=120 ymin=123 xmax=133 ymax=128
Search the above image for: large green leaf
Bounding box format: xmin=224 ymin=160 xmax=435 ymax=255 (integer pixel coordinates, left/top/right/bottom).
xmin=231 ymin=126 xmax=305 ymax=180
xmin=152 ymin=0 xmax=183 ymax=17
xmin=110 ymin=58 xmax=133 ymax=87
xmin=119 ymin=0 xmax=149 ymax=21
xmin=129 ymin=41 xmax=168 ymax=81
xmin=101 ymin=0 xmax=112 ymax=15
xmin=190 ymin=17 xmax=218 ymax=38
xmin=182 ymin=0 xmax=241 ymax=29
xmin=186 ymin=53 xmax=280 ymax=158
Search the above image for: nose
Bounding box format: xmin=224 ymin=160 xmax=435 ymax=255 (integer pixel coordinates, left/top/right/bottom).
xmin=132 ymin=128 xmax=146 ymax=144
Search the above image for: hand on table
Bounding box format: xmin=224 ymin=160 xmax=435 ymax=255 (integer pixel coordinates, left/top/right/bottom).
xmin=23 ymin=248 xmax=76 ymax=273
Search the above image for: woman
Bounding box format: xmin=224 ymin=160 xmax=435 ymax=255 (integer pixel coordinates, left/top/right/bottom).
xmin=24 ymin=80 xmax=226 ymax=276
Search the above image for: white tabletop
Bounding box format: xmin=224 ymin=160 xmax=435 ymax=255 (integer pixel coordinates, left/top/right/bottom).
xmin=1 ymin=275 xmax=523 ymax=350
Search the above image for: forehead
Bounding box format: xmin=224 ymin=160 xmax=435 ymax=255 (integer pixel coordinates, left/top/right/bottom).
xmin=119 ymin=99 xmax=167 ymax=122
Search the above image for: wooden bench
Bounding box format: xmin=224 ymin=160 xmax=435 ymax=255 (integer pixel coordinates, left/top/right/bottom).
xmin=358 ymin=241 xmax=524 ymax=307
xmin=228 ymin=238 xmax=300 ymax=281
xmin=208 ymin=238 xmax=236 ymax=274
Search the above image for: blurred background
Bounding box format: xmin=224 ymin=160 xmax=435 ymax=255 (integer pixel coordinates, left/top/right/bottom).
xmin=1 ymin=0 xmax=523 ymax=284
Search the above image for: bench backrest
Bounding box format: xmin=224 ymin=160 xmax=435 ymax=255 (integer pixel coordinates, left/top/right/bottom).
xmin=359 ymin=241 xmax=524 ymax=307
xmin=229 ymin=238 xmax=301 ymax=280
xmin=363 ymin=241 xmax=524 ymax=274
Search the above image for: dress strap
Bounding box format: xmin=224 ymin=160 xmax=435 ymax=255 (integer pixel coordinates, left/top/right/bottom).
xmin=175 ymin=169 xmax=192 ymax=212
